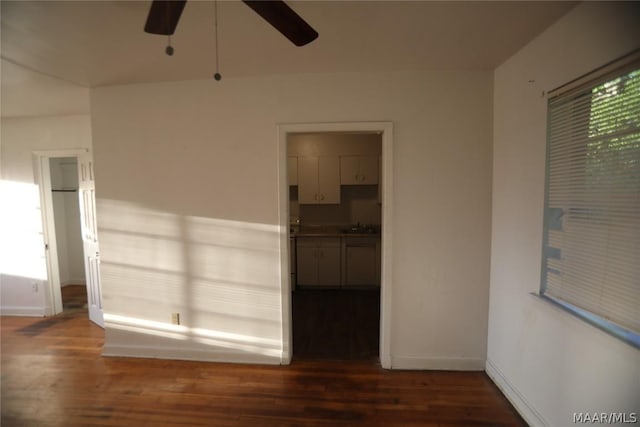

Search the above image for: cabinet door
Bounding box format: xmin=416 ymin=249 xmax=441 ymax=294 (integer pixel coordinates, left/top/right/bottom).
xmin=317 ymin=244 xmax=341 ymax=286
xmin=297 ymin=157 xmax=319 ymax=204
xmin=298 ymin=156 xmax=340 ymax=204
xmin=358 ymin=156 xmax=379 ymax=185
xmin=345 ymin=245 xmax=378 ymax=286
xmin=378 ymin=155 xmax=382 ymax=203
xmin=296 ymin=238 xmax=341 ymax=287
xmin=288 ymin=157 xmax=298 ymax=186
xmin=296 ymin=245 xmax=319 ymax=286
xmin=340 ymin=156 xmax=379 ymax=185
xmin=318 ymin=156 xmax=340 ymax=204
xmin=340 ymin=156 xmax=360 ymax=185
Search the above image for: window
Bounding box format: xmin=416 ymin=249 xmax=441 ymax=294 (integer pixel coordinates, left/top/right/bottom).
xmin=541 ymin=52 xmax=640 ymax=348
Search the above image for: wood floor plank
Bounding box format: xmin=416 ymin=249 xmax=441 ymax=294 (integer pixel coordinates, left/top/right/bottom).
xmin=292 ymin=289 xmax=380 ymax=361
xmin=1 ymin=311 xmax=525 ymax=427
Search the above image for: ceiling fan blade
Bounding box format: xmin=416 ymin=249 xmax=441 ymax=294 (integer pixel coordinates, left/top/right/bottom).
xmin=242 ymin=0 xmax=318 ymax=46
xmin=144 ymin=0 xmax=187 ymax=35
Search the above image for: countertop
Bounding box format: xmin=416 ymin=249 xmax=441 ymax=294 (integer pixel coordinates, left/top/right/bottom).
xmin=292 ymin=225 xmax=380 ymax=238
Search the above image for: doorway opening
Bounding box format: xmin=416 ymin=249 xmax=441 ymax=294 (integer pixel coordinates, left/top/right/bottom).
xmin=49 ymin=157 xmax=88 ymax=314
xmin=34 ymin=149 xmax=104 ymax=328
xmin=278 ymin=122 xmax=393 ymax=368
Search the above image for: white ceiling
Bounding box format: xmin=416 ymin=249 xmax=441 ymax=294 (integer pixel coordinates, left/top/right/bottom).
xmin=1 ymin=0 xmax=577 ymax=88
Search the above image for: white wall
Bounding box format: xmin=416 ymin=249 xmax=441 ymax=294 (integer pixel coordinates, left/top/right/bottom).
xmin=488 ymin=3 xmax=640 ymax=426
xmin=0 ymin=115 xmax=92 ymax=315
xmin=91 ymin=69 xmax=493 ymax=367
xmin=0 ymin=60 xmax=91 ymax=316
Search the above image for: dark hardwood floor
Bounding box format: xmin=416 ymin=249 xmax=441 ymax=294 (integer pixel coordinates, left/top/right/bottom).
xmin=292 ymin=288 xmax=380 ymax=361
xmin=1 ymin=307 xmax=526 ymax=426
xmin=61 ymin=284 xmax=88 ymax=312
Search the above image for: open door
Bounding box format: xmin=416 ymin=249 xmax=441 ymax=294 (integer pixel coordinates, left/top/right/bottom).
xmin=77 ymin=152 xmax=104 ymax=327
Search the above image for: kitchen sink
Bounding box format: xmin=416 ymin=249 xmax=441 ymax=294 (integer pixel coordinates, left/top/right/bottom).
xmin=341 ymin=226 xmax=379 ymax=234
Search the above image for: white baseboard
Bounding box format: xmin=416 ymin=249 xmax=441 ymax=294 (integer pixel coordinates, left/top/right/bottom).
xmin=486 ymin=358 xmax=547 ymax=427
xmin=391 ymin=355 xmax=485 ymax=371
xmin=0 ymin=306 xmax=46 ymax=317
xmin=102 ymin=344 xmax=282 ymax=365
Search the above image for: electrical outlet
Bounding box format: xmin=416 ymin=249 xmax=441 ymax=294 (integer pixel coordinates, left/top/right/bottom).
xmin=171 ymin=312 xmax=180 ymax=325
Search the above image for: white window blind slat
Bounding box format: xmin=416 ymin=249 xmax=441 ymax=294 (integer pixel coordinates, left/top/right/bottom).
xmin=541 ymin=58 xmax=640 ymax=346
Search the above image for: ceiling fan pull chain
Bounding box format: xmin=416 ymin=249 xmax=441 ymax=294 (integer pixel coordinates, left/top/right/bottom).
xmin=166 ymin=35 xmax=174 ymax=56
xmin=165 ymin=3 xmax=174 ymax=56
xmin=213 ymin=0 xmax=221 ymax=81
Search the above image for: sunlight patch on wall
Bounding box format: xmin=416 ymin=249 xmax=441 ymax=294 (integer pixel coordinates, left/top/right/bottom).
xmin=191 ymin=326 xmax=281 ymax=357
xmin=105 ymin=313 xmax=189 ymax=341
xmin=97 ymin=199 xmax=284 ymax=359
xmin=0 ymin=180 xmax=47 ymax=280
xmin=98 ymin=200 xmax=185 ymax=273
xmin=104 ymin=313 xmax=281 ymax=357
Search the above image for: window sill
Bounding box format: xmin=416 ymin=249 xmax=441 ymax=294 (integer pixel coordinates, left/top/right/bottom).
xmin=530 ymin=292 xmax=640 ymax=350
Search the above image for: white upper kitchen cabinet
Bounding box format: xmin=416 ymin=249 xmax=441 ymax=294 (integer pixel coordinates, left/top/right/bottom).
xmin=288 ymin=156 xmax=298 ymax=186
xmin=298 ymin=156 xmax=340 ymax=204
xmin=340 ymin=155 xmax=379 ymax=185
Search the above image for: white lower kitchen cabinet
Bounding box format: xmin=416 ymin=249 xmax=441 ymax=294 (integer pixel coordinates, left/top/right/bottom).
xmin=342 ymin=237 xmax=380 ymax=287
xmin=296 ymin=237 xmax=341 ymax=287
xmin=344 ymin=246 xmax=377 ymax=286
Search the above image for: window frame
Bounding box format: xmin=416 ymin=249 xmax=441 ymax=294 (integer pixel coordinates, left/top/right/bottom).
xmin=539 ymin=50 xmax=640 ymax=349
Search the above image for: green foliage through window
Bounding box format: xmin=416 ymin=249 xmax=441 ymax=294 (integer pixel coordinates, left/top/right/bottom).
xmin=587 ymin=70 xmax=640 ymax=188
xmin=541 ymin=61 xmax=640 ymax=348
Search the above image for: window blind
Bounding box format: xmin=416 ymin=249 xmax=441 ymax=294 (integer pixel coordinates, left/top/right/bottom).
xmin=541 ymin=55 xmax=640 ymax=344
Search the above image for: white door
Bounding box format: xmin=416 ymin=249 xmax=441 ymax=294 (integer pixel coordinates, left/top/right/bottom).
xmin=77 ymin=152 xmax=104 ymax=327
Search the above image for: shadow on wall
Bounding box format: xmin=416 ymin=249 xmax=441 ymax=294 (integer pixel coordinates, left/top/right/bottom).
xmin=97 ymin=199 xmax=283 ymax=362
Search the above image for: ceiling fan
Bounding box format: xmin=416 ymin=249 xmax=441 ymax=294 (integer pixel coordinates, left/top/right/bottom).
xmin=144 ymin=0 xmax=319 ymax=46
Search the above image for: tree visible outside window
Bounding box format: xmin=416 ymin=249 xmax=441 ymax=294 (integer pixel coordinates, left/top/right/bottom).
xmin=541 ymin=63 xmax=639 ymax=347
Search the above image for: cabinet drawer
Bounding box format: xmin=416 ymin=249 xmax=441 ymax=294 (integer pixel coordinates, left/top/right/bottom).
xmin=342 ymin=236 xmax=378 ymax=246
xmin=296 ymin=237 xmax=341 ymax=248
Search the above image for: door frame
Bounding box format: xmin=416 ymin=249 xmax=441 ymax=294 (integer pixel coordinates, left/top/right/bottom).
xmin=277 ymin=122 xmax=394 ymax=368
xmin=32 ymin=148 xmax=89 ymax=317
